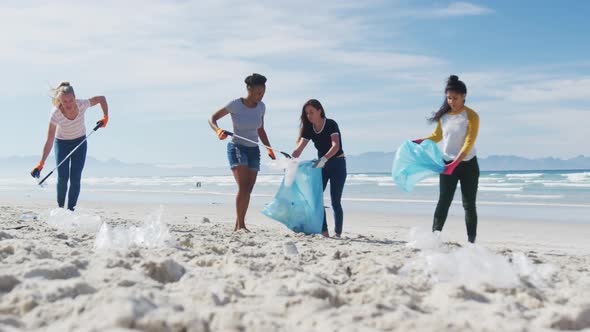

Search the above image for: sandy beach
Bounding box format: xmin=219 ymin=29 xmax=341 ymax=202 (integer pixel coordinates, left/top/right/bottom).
xmin=3 ymin=0 xmax=590 ymax=331
xmin=0 ymin=197 xmax=589 ymax=332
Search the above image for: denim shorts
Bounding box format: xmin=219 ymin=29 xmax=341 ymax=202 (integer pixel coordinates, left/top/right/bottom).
xmin=227 ymin=142 xmax=261 ymax=171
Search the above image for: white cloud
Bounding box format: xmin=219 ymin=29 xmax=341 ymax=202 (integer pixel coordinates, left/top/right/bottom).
xmin=433 ymin=2 xmax=494 ymax=17
xmin=432 ymin=71 xmax=590 ymax=105
xmin=318 ymin=50 xmax=445 ymax=70
xmin=479 ymin=107 xmax=590 ymax=158
xmin=395 ymin=2 xmax=494 ymax=19
xmin=503 ymin=78 xmax=590 ymax=103
xmin=0 ymin=0 xmax=443 ymax=123
xmin=0 ymin=0 xmax=448 ymax=112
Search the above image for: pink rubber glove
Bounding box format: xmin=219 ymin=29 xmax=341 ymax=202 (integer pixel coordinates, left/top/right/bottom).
xmin=442 ymin=160 xmax=460 ymax=175
xmin=412 ymin=139 xmax=424 ymax=144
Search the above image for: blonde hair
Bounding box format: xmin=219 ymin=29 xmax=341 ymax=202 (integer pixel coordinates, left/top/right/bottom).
xmin=51 ymin=81 xmax=75 ymax=107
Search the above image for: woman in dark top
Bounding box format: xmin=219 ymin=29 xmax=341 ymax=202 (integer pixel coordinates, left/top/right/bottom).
xmin=291 ymin=99 xmax=347 ymax=238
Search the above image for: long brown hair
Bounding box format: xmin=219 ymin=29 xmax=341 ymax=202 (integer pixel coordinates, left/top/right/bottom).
xmin=298 ymin=99 xmax=326 ymax=142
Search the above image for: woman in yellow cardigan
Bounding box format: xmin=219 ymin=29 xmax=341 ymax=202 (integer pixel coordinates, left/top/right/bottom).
xmin=414 ymin=75 xmax=480 ymax=243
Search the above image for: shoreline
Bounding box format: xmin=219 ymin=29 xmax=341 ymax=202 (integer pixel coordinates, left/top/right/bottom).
xmin=4 ymin=196 xmax=590 ymax=255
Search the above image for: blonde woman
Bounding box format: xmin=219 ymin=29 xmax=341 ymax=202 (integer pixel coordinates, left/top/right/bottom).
xmin=31 ymin=82 xmax=109 ymax=211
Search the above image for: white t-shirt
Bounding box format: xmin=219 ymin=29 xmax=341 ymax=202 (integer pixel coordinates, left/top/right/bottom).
xmin=50 ymin=99 xmax=91 ymax=140
xmin=425 ymin=106 xmax=479 ymax=162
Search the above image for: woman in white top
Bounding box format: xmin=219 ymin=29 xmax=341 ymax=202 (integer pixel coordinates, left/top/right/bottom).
xmin=31 ymin=82 xmax=109 ymax=211
xmin=413 ymin=75 xmax=480 ymax=243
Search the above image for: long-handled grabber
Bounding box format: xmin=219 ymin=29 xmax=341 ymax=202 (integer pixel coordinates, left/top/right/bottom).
xmin=35 ymin=122 xmax=104 ymax=186
xmin=224 ymin=131 xmax=292 ymax=159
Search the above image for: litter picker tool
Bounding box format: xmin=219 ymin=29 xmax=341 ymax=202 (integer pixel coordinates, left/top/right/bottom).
xmin=35 ymin=122 xmax=104 ymax=186
xmin=224 ymin=131 xmax=292 ymax=159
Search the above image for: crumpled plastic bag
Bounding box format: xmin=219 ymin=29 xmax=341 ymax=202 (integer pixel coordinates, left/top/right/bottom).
xmin=392 ymin=140 xmax=445 ymax=192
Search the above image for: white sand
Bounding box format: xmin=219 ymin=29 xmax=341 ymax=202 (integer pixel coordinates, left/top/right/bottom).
xmin=1 ymin=198 xmax=590 ymax=332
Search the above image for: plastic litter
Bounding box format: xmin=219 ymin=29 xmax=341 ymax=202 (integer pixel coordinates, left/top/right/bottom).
xmin=19 ymin=213 xmax=38 ymax=222
xmin=391 ymin=139 xmax=445 ymax=192
xmin=401 ymin=227 xmax=556 ymax=289
xmin=94 ymin=206 xmax=175 ymax=250
xmin=283 ymin=241 xmax=299 ymax=255
xmin=40 ymin=208 xmax=102 ymax=233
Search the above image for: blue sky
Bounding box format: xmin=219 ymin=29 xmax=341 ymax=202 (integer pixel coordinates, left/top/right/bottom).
xmin=2 ymin=1 xmax=589 ymax=167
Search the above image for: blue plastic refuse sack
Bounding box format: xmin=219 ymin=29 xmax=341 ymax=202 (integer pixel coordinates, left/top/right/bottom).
xmin=261 ymin=160 xmax=325 ymax=234
xmin=392 ymin=140 xmax=446 ymax=192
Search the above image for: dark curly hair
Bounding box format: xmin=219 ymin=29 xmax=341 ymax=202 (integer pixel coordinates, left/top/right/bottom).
xmin=429 ymin=75 xmax=467 ymax=122
xmin=244 ymin=73 xmax=267 ymax=87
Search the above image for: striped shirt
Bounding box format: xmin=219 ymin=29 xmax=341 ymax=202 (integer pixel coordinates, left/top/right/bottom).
xmin=50 ymin=99 xmax=91 ymax=140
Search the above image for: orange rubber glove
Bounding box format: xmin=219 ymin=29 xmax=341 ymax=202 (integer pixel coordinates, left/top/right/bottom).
xmin=266 ymin=147 xmax=276 ymax=160
xmin=216 ymin=128 xmax=228 ymax=140
xmin=97 ymin=115 xmax=109 ymax=128
xmin=31 ymin=160 xmax=44 ymax=178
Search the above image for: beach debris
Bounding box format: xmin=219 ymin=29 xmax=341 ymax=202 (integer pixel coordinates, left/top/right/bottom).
xmin=406 ymin=226 xmax=444 ymax=251
xmin=283 ymin=241 xmax=299 ymax=256
xmin=401 ymin=227 xmax=557 ymax=289
xmin=39 ymin=208 xmax=102 ymax=233
xmin=511 ymin=252 xmax=557 ymax=288
xmin=94 ymin=206 xmax=175 ymax=250
xmin=19 ymin=213 xmax=37 ymax=222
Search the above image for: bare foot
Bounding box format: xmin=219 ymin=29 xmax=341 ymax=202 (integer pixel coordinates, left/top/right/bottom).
xmin=334 ymin=233 xmax=341 ymax=238
xmin=322 ymin=231 xmax=330 ymax=238
xmin=235 ymin=225 xmax=250 ymax=233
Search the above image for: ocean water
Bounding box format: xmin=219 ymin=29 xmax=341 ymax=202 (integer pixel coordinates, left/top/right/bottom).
xmin=3 ymin=169 xmax=590 ymax=223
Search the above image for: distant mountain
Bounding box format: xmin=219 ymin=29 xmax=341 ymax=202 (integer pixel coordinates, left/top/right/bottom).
xmin=2 ymin=153 xmax=590 ymax=178
xmin=477 ymin=155 xmax=590 ymax=171
xmin=0 ymin=156 xmax=224 ymax=177
xmin=345 ymin=152 xmax=590 ymax=173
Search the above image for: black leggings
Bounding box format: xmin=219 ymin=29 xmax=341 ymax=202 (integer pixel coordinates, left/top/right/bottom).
xmin=433 ymin=157 xmax=480 ymax=243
